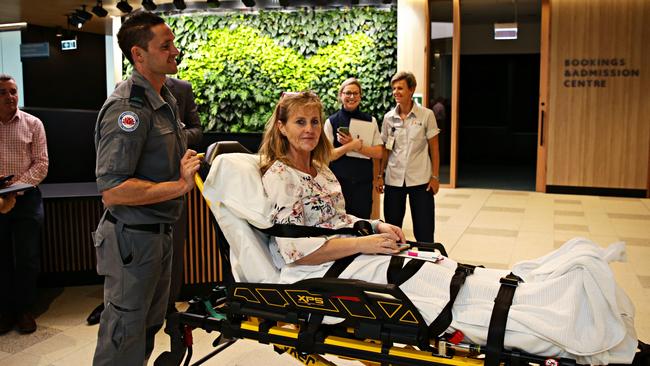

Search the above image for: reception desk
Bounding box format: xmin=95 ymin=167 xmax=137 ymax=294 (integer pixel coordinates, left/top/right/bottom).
xmin=39 ymin=183 xmax=223 ymax=295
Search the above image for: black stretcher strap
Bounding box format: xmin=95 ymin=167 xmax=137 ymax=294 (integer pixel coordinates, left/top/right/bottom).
xmin=324 ymin=254 xmax=360 ymax=278
xmin=258 ymin=220 xmax=373 ymax=238
xmin=484 ymin=272 xmax=523 ymax=366
xmin=428 ymin=263 xmax=477 ymax=338
xmin=387 ymin=256 xmax=426 ymax=287
xmin=259 ymin=221 xmax=373 ymax=279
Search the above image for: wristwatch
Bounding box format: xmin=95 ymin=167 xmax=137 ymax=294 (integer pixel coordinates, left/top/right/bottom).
xmin=431 ymin=175 xmax=439 ymax=181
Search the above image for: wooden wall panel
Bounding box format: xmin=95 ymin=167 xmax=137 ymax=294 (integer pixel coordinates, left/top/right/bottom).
xmin=41 ymin=197 xmax=103 ymax=273
xmin=184 ymin=185 xmax=222 ymax=285
xmin=40 ymin=188 xmax=224 ymax=286
xmin=547 ymin=0 xmax=650 ymax=189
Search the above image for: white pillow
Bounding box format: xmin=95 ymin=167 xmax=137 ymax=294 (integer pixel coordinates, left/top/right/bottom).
xmin=203 ymin=153 xmax=280 ymax=283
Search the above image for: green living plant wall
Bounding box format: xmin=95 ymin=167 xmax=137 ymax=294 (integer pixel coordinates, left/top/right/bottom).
xmin=159 ymin=7 xmax=396 ymax=132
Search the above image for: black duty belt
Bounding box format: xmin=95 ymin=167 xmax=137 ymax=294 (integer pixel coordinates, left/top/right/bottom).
xmin=105 ymin=211 xmax=172 ymax=234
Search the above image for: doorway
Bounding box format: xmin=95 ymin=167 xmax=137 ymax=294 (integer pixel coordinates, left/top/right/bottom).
xmin=455 ymin=0 xmax=542 ymax=191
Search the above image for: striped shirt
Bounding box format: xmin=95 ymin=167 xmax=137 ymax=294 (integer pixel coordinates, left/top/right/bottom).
xmin=0 ymin=109 xmax=49 ymax=186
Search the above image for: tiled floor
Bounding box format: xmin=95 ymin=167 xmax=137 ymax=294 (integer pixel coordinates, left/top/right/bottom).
xmin=1 ymin=188 xmax=649 ymax=365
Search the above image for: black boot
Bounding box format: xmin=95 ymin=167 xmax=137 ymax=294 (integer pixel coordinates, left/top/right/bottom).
xmin=86 ymin=303 xmax=104 ymax=325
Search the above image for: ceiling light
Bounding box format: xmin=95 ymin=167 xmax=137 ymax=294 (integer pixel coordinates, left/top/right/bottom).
xmin=207 ymin=0 xmax=220 ymax=8
xmin=68 ymin=14 xmax=84 ymax=29
xmin=75 ymin=5 xmax=93 ymax=22
xmin=173 ymin=0 xmax=187 ymax=10
xmin=116 ymin=0 xmax=133 ymax=13
xmin=55 ymin=26 xmax=64 ymax=37
xmin=91 ymin=1 xmax=108 ymax=17
xmin=242 ymin=0 xmax=255 ymax=7
xmin=142 ymin=0 xmax=157 ymax=11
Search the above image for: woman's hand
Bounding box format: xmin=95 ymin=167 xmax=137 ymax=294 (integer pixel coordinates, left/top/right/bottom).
xmin=426 ymin=176 xmax=440 ymax=194
xmin=337 ymin=133 xmax=362 ymax=152
xmin=376 ymin=222 xmax=405 ymax=243
xmin=356 ymin=233 xmax=401 ymax=255
xmin=0 ymin=193 xmax=16 ymax=214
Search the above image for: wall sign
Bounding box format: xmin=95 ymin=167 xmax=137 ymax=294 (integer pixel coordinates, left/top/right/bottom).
xmin=563 ymin=58 xmax=640 ymax=87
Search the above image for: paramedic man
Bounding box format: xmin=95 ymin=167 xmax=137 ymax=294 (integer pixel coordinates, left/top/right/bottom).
xmin=92 ymin=12 xmax=201 ymax=365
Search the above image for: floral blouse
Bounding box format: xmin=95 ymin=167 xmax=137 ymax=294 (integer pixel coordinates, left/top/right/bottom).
xmin=262 ymin=160 xmax=360 ymax=267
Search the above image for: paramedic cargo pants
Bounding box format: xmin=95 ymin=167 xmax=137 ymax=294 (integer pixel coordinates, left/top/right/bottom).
xmin=92 ymin=215 xmax=173 ymax=366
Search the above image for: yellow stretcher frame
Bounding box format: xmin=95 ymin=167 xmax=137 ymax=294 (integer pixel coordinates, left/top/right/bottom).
xmin=155 ymin=144 xmax=622 ymax=366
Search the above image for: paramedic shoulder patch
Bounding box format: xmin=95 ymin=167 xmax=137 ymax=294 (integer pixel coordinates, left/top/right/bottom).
xmin=118 ymin=111 xmax=140 ymax=132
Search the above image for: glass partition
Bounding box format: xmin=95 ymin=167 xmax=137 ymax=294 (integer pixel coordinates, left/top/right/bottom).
xmin=428 ymin=0 xmax=454 ymax=185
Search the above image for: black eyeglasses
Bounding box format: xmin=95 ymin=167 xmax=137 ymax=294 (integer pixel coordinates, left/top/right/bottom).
xmin=342 ymin=91 xmax=360 ymax=97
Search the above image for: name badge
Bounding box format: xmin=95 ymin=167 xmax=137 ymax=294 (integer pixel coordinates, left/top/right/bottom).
xmin=386 ymin=135 xmax=395 ymax=150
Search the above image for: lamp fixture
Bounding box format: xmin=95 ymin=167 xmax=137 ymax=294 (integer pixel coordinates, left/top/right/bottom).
xmin=173 ymin=0 xmax=187 ymax=10
xmin=75 ymin=5 xmax=93 ymax=22
xmin=142 ymin=0 xmax=157 ymax=11
xmin=207 ymin=0 xmax=220 ymax=8
xmin=55 ymin=26 xmax=64 ymax=37
xmin=67 ymin=14 xmax=84 ymax=29
xmin=116 ymin=0 xmax=133 ymax=13
xmin=91 ymin=0 xmax=108 ymax=17
xmin=242 ymin=0 xmax=255 ymax=7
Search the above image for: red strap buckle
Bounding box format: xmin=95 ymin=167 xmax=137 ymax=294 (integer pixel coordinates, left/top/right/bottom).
xmin=448 ymin=330 xmax=464 ymax=345
xmin=183 ymin=325 xmax=194 ymax=347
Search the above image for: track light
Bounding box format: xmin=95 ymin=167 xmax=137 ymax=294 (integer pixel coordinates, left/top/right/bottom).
xmin=142 ymin=0 xmax=157 ymax=11
xmin=67 ymin=14 xmax=84 ymax=29
xmin=173 ymin=0 xmax=187 ymax=10
xmin=75 ymin=5 xmax=93 ymax=22
xmin=116 ymin=0 xmax=133 ymax=13
xmin=207 ymin=0 xmax=220 ymax=8
xmin=91 ymin=0 xmax=108 ymax=17
xmin=242 ymin=0 xmax=255 ymax=7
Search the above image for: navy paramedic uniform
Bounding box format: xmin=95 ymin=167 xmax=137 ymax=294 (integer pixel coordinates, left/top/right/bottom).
xmin=92 ymin=70 xmax=187 ymax=366
xmin=326 ymin=109 xmax=378 ymax=218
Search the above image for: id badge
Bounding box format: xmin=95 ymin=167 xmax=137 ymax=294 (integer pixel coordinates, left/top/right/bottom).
xmin=386 ymin=135 xmax=395 ymax=150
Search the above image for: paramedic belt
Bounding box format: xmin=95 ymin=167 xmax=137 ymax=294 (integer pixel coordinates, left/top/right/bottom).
xmin=105 ymin=211 xmax=172 ymax=234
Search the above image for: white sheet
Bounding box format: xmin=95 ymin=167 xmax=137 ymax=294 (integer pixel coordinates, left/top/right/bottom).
xmin=202 ymin=153 xmax=638 ymax=365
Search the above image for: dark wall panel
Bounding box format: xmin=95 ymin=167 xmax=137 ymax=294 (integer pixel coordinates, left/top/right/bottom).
xmin=21 ymin=25 xmax=106 ymax=110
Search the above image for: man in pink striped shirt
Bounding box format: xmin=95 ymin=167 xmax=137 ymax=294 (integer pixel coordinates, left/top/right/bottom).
xmin=0 ymin=73 xmax=49 ymax=335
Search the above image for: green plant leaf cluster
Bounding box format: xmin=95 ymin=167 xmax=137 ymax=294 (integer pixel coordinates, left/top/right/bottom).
xmin=130 ymin=7 xmax=396 ymax=132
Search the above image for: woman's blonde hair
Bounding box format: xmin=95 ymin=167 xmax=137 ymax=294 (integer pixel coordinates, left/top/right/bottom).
xmin=259 ymin=91 xmax=332 ymax=174
xmin=337 ymin=77 xmax=362 ymax=104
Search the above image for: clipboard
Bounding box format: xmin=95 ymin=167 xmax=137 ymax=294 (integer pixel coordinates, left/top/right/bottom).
xmin=0 ymin=183 xmax=34 ymax=196
xmin=345 ymin=118 xmax=376 ymax=159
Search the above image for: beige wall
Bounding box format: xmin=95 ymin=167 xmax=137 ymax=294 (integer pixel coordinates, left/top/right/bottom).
xmin=546 ymin=0 xmax=650 ymax=189
xmin=397 ymin=0 xmax=428 ymax=103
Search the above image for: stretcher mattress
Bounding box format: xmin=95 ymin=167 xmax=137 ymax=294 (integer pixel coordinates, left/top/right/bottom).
xmin=203 ymin=153 xmax=638 ymax=365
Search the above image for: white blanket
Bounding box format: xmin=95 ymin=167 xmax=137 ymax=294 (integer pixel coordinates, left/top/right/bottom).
xmin=203 ymin=153 xmax=638 ymax=365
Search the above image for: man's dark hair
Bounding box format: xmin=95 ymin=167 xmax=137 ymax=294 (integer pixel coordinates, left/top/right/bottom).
xmin=0 ymin=74 xmax=15 ymax=83
xmin=117 ymin=11 xmax=165 ymax=65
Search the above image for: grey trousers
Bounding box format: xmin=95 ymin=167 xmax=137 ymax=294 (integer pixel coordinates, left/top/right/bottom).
xmin=92 ymin=217 xmax=173 ymax=366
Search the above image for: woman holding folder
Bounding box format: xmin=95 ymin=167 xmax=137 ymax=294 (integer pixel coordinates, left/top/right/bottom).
xmin=323 ymin=78 xmax=383 ymax=218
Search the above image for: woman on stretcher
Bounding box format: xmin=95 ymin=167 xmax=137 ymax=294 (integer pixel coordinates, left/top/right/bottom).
xmin=252 ymin=91 xmax=637 ymax=365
